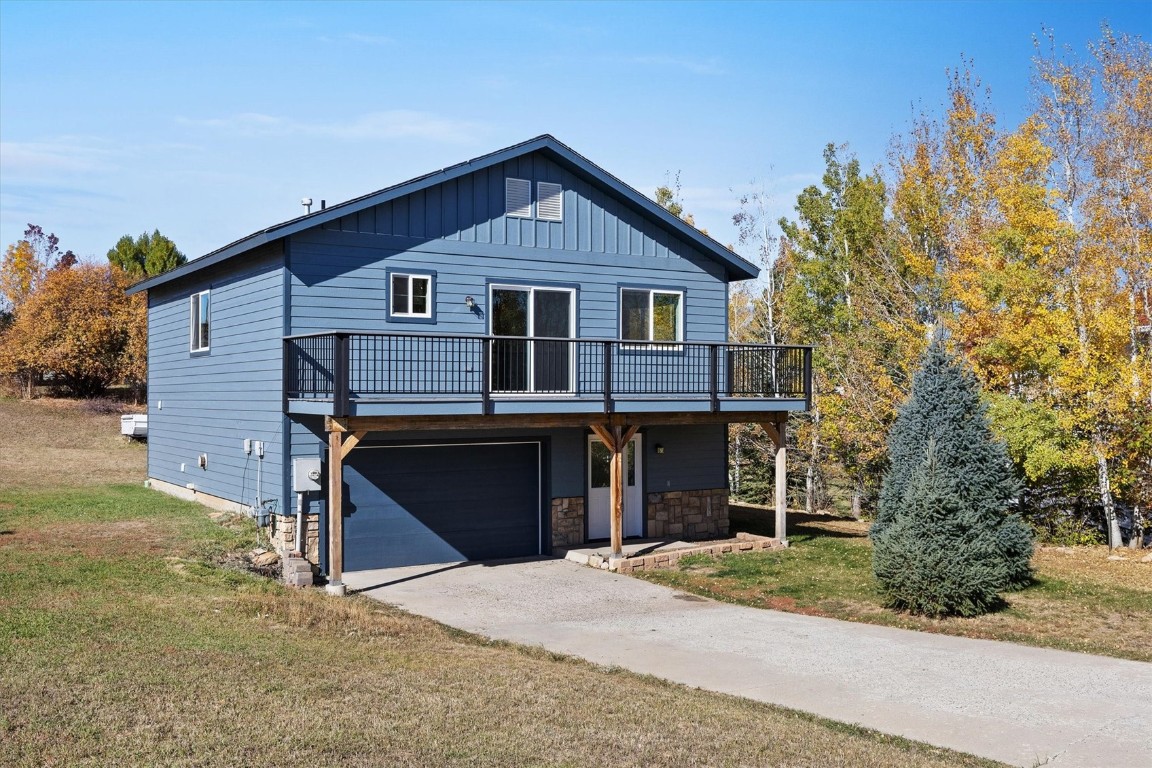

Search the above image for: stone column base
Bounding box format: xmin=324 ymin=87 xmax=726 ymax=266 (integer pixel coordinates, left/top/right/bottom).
xmin=551 ymin=496 xmax=585 ymax=551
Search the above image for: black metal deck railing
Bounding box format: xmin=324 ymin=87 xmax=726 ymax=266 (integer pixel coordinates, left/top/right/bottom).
xmin=284 ymin=331 xmax=812 ymax=417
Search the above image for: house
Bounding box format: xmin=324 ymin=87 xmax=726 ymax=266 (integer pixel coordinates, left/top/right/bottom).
xmin=127 ymin=135 xmax=811 ymax=593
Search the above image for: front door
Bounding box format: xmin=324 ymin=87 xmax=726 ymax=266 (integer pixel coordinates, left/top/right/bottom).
xmin=491 ymin=286 xmax=574 ymax=393
xmin=587 ymin=433 xmax=644 ymax=540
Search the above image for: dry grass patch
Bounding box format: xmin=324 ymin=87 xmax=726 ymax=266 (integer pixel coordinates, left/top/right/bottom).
xmin=638 ymin=505 xmax=1152 ymax=661
xmin=0 ymin=399 xmax=999 ymax=766
xmin=0 ymin=398 xmax=146 ymax=491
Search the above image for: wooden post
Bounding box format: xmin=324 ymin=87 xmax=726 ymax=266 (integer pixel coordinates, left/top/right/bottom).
xmin=590 ymin=423 xmax=637 ymax=557
xmin=327 ymin=430 xmax=346 ymax=595
xmin=775 ymin=415 xmax=788 ymax=546
xmin=761 ymin=416 xmax=789 ymax=546
xmin=610 ymin=431 xmax=623 ymax=554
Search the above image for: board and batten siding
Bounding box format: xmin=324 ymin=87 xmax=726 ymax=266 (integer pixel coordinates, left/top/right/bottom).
xmin=146 ymin=243 xmax=287 ymax=509
xmin=290 ymin=150 xmax=729 ymax=342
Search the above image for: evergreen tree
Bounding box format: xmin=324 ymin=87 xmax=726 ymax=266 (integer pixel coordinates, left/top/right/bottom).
xmin=872 ymin=340 xmax=1033 ymax=615
xmin=107 ymin=230 xmax=186 ymax=278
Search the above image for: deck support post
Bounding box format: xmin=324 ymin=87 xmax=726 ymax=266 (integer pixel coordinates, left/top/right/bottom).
xmin=326 ymin=429 xmax=346 ymax=595
xmin=590 ymin=423 xmax=638 ymax=557
xmin=761 ymin=415 xmax=788 ymax=546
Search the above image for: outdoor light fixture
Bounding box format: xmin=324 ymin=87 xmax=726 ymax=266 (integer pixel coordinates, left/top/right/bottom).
xmin=465 ymin=296 xmax=475 ymax=308
xmin=655 ymin=444 xmax=665 ymax=454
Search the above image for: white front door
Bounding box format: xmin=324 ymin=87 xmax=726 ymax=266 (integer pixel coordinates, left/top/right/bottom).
xmin=587 ymin=434 xmax=643 ymax=540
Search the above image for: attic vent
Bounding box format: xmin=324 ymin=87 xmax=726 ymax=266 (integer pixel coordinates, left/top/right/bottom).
xmin=537 ymin=182 xmax=563 ymax=222
xmin=506 ymin=177 xmax=531 ymax=218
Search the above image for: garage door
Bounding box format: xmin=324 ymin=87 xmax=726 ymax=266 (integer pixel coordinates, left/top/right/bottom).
xmin=342 ymin=441 xmax=542 ymax=571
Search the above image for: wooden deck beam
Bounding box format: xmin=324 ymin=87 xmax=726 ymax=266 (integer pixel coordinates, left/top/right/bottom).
xmin=326 ymin=410 xmax=794 ymax=434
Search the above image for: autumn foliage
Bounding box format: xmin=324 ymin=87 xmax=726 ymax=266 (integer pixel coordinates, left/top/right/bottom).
xmin=0 ymin=226 xmax=153 ymax=398
xmin=740 ymin=25 xmax=1150 ymax=547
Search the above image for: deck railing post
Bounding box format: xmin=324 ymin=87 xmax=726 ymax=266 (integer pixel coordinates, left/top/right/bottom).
xmin=333 ymin=333 xmax=350 ymax=418
xmin=602 ymin=340 xmax=613 ymax=414
xmin=803 ymin=346 xmax=813 ymax=410
xmin=481 ymin=336 xmax=491 ymax=415
xmin=709 ymin=343 xmax=719 ymax=412
xmin=282 ymin=338 xmax=292 ymax=413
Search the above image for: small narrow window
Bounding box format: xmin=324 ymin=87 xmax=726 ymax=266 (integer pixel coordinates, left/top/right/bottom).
xmin=390 ymin=273 xmax=433 ymax=318
xmin=190 ymin=290 xmax=210 ymax=352
xmin=620 ymin=288 xmax=682 ymax=343
xmin=506 ymin=177 xmax=531 ymax=218
xmin=537 ymin=181 xmax=563 ymax=222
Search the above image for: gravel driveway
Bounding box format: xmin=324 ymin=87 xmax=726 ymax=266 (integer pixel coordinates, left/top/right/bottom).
xmin=345 ymin=557 xmax=1152 ymax=768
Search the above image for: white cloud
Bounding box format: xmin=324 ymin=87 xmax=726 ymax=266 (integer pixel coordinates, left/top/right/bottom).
xmin=176 ymin=110 xmax=483 ymax=144
xmin=0 ymin=139 xmax=117 ymax=176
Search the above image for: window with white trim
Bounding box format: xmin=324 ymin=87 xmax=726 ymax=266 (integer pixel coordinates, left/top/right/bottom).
xmin=190 ymin=290 xmax=210 ymax=352
xmin=537 ymin=181 xmax=563 ymax=222
xmin=390 ymin=273 xmax=432 ymax=318
xmin=506 ymin=177 xmax=531 ymax=218
xmin=620 ymin=288 xmax=682 ymax=343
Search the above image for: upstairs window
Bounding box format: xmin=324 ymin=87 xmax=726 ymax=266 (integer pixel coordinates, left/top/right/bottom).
xmin=506 ymin=177 xmax=531 ymax=218
xmin=621 ymin=288 xmax=682 ymax=343
xmin=537 ymin=181 xmax=563 ymax=222
xmin=190 ymin=290 xmax=210 ymax=352
xmin=390 ymin=273 xmax=432 ymax=318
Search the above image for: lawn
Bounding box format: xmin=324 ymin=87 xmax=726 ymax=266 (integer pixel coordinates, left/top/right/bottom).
xmin=0 ymin=398 xmax=1002 ymax=767
xmin=636 ymin=504 xmax=1152 ymax=662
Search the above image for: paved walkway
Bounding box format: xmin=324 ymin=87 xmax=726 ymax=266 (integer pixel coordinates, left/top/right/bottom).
xmin=345 ymin=558 xmax=1152 ymax=768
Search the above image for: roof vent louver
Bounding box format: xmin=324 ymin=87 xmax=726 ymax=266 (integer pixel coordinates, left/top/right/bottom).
xmin=506 ymin=177 xmax=531 ymax=218
xmin=537 ymin=181 xmax=563 ymax=222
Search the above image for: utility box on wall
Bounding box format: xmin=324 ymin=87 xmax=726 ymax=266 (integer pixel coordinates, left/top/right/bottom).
xmin=292 ymin=458 xmax=323 ymax=493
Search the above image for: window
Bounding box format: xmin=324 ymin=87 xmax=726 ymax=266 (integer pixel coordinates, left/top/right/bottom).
xmin=190 ymin=290 xmax=210 ymax=352
xmin=537 ymin=181 xmax=563 ymax=222
xmin=390 ymin=273 xmax=432 ymax=318
xmin=621 ymin=288 xmax=682 ymax=343
xmin=506 ymin=177 xmax=531 ymax=218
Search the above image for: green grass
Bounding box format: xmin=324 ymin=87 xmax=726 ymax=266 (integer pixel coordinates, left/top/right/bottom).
xmin=0 ymin=428 xmax=1002 ymax=767
xmin=636 ymin=506 xmax=1152 ymax=661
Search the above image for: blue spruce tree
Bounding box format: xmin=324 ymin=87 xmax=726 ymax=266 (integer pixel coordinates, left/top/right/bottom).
xmin=871 ymin=340 xmax=1033 ymax=616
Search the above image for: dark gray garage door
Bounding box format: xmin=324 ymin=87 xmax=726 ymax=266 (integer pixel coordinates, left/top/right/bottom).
xmin=343 ymin=441 xmax=542 ymax=571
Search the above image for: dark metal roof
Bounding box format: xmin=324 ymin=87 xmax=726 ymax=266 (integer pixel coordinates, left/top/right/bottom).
xmin=126 ymin=134 xmax=758 ymax=295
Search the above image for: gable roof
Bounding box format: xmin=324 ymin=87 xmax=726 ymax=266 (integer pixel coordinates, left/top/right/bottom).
xmin=127 ymin=135 xmax=758 ymax=295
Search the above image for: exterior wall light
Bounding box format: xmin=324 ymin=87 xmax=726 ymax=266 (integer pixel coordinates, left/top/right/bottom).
xmin=655 ymin=444 xmax=665 ymax=454
xmin=465 ymin=296 xmax=475 ymax=308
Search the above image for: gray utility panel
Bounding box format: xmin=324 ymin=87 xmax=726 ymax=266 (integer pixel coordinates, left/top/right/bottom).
xmin=342 ymin=441 xmax=543 ymax=571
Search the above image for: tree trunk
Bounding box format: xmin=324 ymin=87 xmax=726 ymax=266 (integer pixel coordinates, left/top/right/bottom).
xmin=852 ymin=486 xmax=862 ymax=520
xmin=806 ymin=407 xmax=820 ymax=515
xmin=1092 ymin=435 xmax=1122 ymax=548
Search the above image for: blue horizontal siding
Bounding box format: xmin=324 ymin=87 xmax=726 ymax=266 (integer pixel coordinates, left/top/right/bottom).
xmin=644 ymin=424 xmax=728 ymax=492
xmin=146 ymin=243 xmax=288 ymax=509
xmin=288 ymin=234 xmax=727 ymax=342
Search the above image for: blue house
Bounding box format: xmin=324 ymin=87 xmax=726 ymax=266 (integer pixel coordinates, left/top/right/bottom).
xmin=128 ymin=135 xmax=810 ymax=593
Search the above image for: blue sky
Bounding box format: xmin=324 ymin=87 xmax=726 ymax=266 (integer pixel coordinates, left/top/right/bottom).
xmin=1 ymin=1 xmax=1147 ymax=263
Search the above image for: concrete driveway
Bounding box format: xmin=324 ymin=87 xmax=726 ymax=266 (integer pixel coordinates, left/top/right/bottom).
xmin=344 ymin=558 xmax=1152 ymax=768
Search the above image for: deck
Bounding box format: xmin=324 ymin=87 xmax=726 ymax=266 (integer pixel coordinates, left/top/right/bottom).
xmin=284 ymin=331 xmax=812 ymax=419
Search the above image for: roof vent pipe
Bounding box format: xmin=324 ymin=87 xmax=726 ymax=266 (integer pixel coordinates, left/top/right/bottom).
xmin=320 ymin=200 xmax=326 ymax=210
xmin=301 ymin=197 xmax=313 ymax=214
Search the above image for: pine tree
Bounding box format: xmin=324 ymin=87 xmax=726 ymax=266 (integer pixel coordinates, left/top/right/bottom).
xmin=871 ymin=340 xmax=1033 ymax=615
